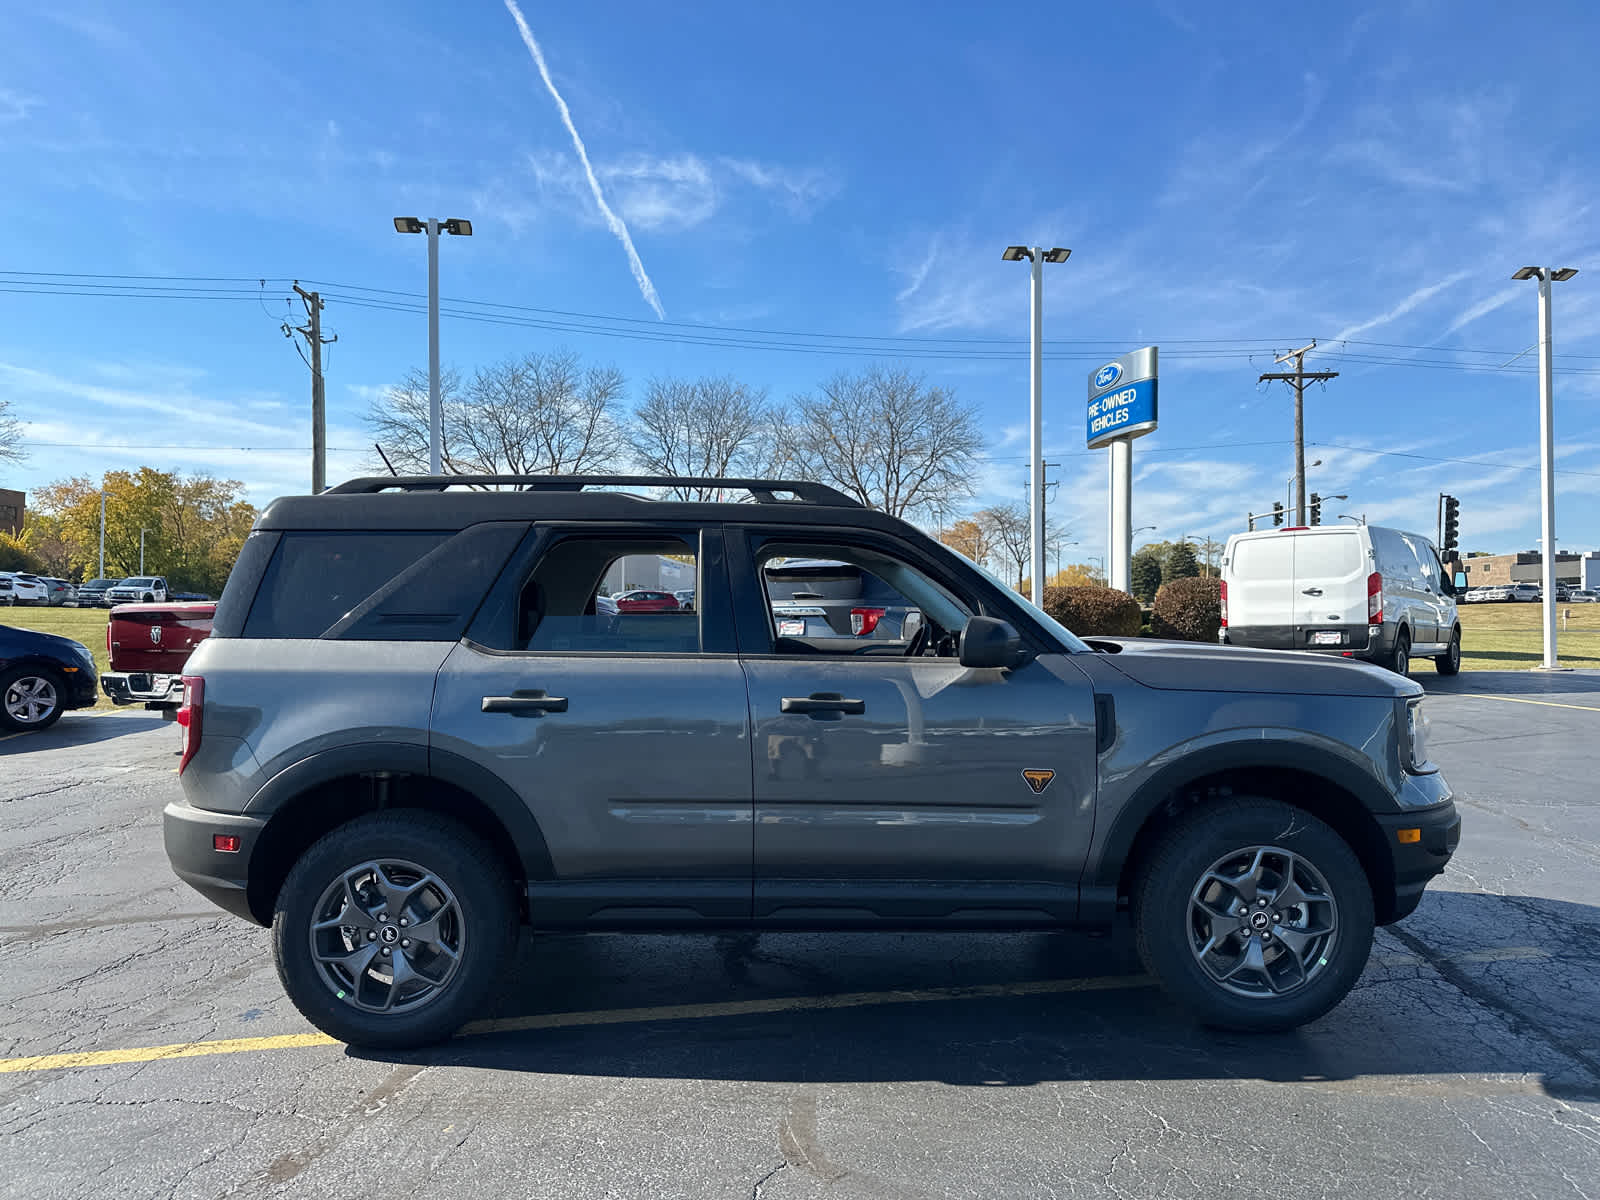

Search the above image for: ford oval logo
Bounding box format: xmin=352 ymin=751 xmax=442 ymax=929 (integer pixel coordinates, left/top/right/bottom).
xmin=1094 ymin=362 xmax=1122 ymax=389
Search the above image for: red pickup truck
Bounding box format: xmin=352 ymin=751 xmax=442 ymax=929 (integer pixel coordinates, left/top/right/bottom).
xmin=101 ymin=601 xmax=215 ymax=709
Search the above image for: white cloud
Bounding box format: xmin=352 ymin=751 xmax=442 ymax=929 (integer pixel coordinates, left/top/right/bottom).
xmin=1441 ymin=286 xmax=1522 ymax=337
xmin=0 ymin=88 xmax=41 ymax=123
xmin=1330 ymin=271 xmax=1472 ymax=343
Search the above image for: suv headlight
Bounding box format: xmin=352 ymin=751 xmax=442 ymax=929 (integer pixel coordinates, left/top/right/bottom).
xmin=1404 ymin=697 xmax=1433 ymax=773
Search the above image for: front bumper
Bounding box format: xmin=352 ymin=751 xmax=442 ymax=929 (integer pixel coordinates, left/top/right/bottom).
xmin=163 ymin=801 xmax=269 ymax=925
xmin=1376 ymin=796 xmax=1460 ymax=923
xmin=101 ymin=671 xmax=183 ymax=708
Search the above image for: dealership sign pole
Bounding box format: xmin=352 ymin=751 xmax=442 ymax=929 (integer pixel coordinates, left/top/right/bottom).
xmin=1088 ymin=347 xmax=1159 ymax=593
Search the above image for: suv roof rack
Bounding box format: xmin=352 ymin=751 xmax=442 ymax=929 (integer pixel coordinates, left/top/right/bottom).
xmin=323 ymin=474 xmax=863 ymax=507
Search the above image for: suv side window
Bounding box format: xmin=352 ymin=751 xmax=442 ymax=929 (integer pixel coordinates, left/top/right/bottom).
xmin=738 ymin=535 xmax=973 ymax=657
xmin=243 ymin=531 xmax=448 ymax=639
xmin=477 ymin=528 xmax=726 ymax=654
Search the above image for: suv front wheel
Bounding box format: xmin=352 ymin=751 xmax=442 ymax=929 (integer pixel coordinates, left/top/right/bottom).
xmin=272 ymin=812 xmax=515 ymax=1049
xmin=1133 ymin=798 xmax=1374 ymax=1032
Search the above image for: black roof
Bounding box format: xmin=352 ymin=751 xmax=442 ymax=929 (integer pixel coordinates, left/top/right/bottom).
xmin=257 ymin=474 xmax=913 ymax=535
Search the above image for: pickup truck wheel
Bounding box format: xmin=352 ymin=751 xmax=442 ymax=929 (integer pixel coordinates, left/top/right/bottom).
xmin=1434 ymin=628 xmax=1461 ymax=676
xmin=0 ymin=666 xmax=66 ymax=732
xmin=1133 ymin=797 xmax=1374 ymax=1032
xmin=272 ymin=812 xmax=515 ymax=1049
xmin=141 ymin=593 xmax=154 ymax=603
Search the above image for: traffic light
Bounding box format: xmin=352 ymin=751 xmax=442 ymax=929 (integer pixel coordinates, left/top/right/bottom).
xmin=1272 ymin=501 xmax=1284 ymax=527
xmin=1309 ymin=493 xmax=1322 ymax=525
xmin=1442 ymin=494 xmax=1460 ymax=554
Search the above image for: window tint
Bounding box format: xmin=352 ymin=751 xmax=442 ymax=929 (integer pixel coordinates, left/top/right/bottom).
xmin=519 ymin=534 xmax=702 ymax=653
xmin=1231 ymin=536 xmax=1294 ymax=579
xmin=1293 ymin=533 xmax=1362 ymax=578
xmin=243 ymin=532 xmax=448 ymax=639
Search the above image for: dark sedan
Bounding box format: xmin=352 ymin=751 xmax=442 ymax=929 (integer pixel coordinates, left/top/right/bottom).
xmin=0 ymin=624 xmax=99 ymax=732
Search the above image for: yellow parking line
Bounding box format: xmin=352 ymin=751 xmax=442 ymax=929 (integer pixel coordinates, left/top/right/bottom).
xmin=0 ymin=973 xmax=1153 ymax=1075
xmin=1445 ymin=693 xmax=1600 ymax=713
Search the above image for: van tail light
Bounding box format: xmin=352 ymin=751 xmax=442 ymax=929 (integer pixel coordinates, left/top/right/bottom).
xmin=177 ymin=675 xmax=204 ymax=775
xmin=1219 ymin=581 xmax=1228 ymax=628
xmin=850 ymin=607 xmax=886 ymax=636
xmin=1367 ymin=572 xmax=1384 ymax=623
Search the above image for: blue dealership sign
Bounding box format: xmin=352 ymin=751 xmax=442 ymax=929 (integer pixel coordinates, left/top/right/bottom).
xmin=1087 ymin=346 xmax=1158 ymax=449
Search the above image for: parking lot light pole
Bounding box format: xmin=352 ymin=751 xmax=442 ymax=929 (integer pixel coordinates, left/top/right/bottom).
xmin=1003 ymin=244 xmax=1070 ymax=603
xmin=394 ymin=217 xmax=474 ymax=475
xmin=139 ymin=528 xmax=149 ymax=575
xmin=1513 ymin=266 xmax=1579 ymax=669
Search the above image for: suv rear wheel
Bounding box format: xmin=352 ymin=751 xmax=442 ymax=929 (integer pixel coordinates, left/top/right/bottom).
xmin=272 ymin=812 xmax=515 ymax=1049
xmin=1133 ymin=798 xmax=1374 ymax=1032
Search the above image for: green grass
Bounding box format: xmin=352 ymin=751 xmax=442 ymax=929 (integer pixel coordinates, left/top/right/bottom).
xmin=0 ymin=607 xmax=112 ymax=677
xmin=1416 ymin=600 xmax=1600 ymax=673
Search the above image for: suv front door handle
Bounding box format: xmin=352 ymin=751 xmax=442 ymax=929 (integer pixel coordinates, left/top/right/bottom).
xmin=781 ymin=693 xmax=866 ymax=716
xmin=1300 ymin=587 xmax=1323 ymax=596
xmin=482 ymin=690 xmax=569 ymax=716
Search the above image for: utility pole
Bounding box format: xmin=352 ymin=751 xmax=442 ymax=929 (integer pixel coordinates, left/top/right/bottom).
xmin=285 ymin=283 xmax=337 ymax=493
xmin=98 ymin=490 xmax=105 ymax=578
xmin=1259 ymin=340 xmax=1338 ymax=525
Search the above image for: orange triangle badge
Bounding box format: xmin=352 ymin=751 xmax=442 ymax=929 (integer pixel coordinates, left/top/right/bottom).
xmin=1021 ymin=769 xmax=1055 ymax=795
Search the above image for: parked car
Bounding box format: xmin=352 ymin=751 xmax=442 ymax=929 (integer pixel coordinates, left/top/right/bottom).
xmin=1571 ymin=589 xmax=1598 ymax=604
xmin=101 ymin=600 xmax=215 ymax=709
xmin=1509 ymin=582 xmax=1541 ymax=603
xmin=614 ymin=589 xmax=680 ymax=612
xmin=764 ymin=557 xmax=923 ymax=645
xmin=1553 ymin=585 xmax=1571 ymax=602
xmin=0 ymin=623 xmax=99 ymax=731
xmin=164 ymin=472 xmax=1458 ymax=1050
xmin=42 ymin=578 xmax=77 ymax=607
xmin=673 ymin=588 xmax=696 ymax=612
xmin=106 ymin=576 xmax=170 ymax=605
xmin=1460 ymin=587 xmax=1488 ymax=604
xmin=0 ymin=572 xmax=51 ymax=606
xmin=75 ymin=578 xmax=120 ymax=608
xmin=1479 ymin=585 xmax=1511 ymax=602
xmin=1220 ymin=524 xmax=1460 ymax=676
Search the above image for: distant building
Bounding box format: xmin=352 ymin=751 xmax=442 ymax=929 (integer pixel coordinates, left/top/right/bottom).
xmin=1460 ymin=550 xmax=1600 ymax=588
xmin=0 ymin=488 xmax=22 ymax=536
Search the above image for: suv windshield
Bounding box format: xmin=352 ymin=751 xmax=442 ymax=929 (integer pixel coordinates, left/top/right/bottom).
xmin=934 ymin=544 xmax=1090 ymax=653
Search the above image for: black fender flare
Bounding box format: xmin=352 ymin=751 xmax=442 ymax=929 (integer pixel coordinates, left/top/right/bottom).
xmin=245 ymin=741 xmax=553 ymax=883
xmin=1087 ymin=739 xmax=1397 ymax=890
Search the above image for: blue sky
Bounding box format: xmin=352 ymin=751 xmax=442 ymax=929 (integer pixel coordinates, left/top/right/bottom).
xmin=2 ymin=0 xmax=1598 ymax=563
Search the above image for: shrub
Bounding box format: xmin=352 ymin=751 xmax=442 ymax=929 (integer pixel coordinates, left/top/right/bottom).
xmin=1150 ymin=575 xmax=1223 ymax=642
xmin=0 ymin=532 xmax=42 ymax=574
xmin=1041 ymin=585 xmax=1143 ymax=637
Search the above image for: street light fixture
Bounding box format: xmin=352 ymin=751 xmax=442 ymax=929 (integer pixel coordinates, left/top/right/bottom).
xmin=1512 ymin=265 xmax=1580 ymax=668
xmin=394 ymin=215 xmax=475 ymax=475
xmin=1002 ymin=244 xmax=1073 ymax=605
xmin=1288 ymin=458 xmax=1322 ymax=514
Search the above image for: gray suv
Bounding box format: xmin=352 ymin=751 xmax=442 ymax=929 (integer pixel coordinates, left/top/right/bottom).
xmin=164 ymin=475 xmax=1459 ymax=1049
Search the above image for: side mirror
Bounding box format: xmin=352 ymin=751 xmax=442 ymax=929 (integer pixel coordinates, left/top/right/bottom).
xmin=959 ymin=615 xmax=1023 ymax=669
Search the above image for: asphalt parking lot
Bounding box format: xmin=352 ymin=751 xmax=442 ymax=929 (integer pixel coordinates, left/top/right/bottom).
xmin=3 ymin=673 xmax=1599 ymax=1200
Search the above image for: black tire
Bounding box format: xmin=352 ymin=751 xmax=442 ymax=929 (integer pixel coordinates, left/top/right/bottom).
xmin=273 ymin=811 xmax=516 ymax=1049
xmin=1133 ymin=797 xmax=1375 ymax=1033
xmin=0 ymin=665 xmax=67 ymax=732
xmin=1434 ymin=627 xmax=1461 ymax=676
xmin=141 ymin=593 xmax=154 ymax=603
xmin=1388 ymin=628 xmax=1410 ymax=676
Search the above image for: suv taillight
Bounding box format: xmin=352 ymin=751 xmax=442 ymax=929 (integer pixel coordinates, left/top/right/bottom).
xmin=850 ymin=607 xmax=886 ymax=636
xmin=1219 ymin=580 xmax=1228 ymax=628
xmin=1367 ymin=572 xmax=1383 ymax=623
xmin=177 ymin=675 xmax=204 ymax=774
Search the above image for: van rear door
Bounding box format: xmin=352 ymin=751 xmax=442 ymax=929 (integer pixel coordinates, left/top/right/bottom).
xmin=1225 ymin=533 xmax=1297 ymax=648
xmin=1290 ymin=529 xmax=1371 ymax=650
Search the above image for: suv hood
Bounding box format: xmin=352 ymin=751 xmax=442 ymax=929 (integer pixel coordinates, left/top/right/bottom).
xmin=1085 ymin=638 xmax=1420 ymax=699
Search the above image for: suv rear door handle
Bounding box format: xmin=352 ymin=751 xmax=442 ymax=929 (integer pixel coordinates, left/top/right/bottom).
xmin=1300 ymin=587 xmax=1323 ymax=596
xmin=781 ymin=693 xmax=866 ymax=716
xmin=482 ymin=690 xmax=568 ymax=716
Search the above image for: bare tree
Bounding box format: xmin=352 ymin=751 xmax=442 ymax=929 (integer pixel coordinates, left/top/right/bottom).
xmin=0 ymin=397 xmax=26 ymax=466
xmin=785 ymin=366 xmax=983 ymax=521
xmin=978 ymin=504 xmax=1031 ymax=587
xmin=628 ymin=376 xmax=778 ymax=499
xmin=365 ymin=351 xmax=626 ymax=478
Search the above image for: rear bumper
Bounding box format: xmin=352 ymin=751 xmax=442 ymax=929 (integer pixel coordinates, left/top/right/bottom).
xmin=163 ymin=801 xmax=269 ymax=925
xmin=101 ymin=671 xmax=183 ymax=707
xmin=1223 ymin=623 xmax=1391 ymax=660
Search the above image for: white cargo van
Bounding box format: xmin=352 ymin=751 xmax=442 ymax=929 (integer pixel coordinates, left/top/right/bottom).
xmin=1219 ymin=524 xmax=1460 ymax=676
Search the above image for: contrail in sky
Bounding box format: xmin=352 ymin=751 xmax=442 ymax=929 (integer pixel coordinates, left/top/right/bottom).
xmin=502 ymin=0 xmax=666 ymax=319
